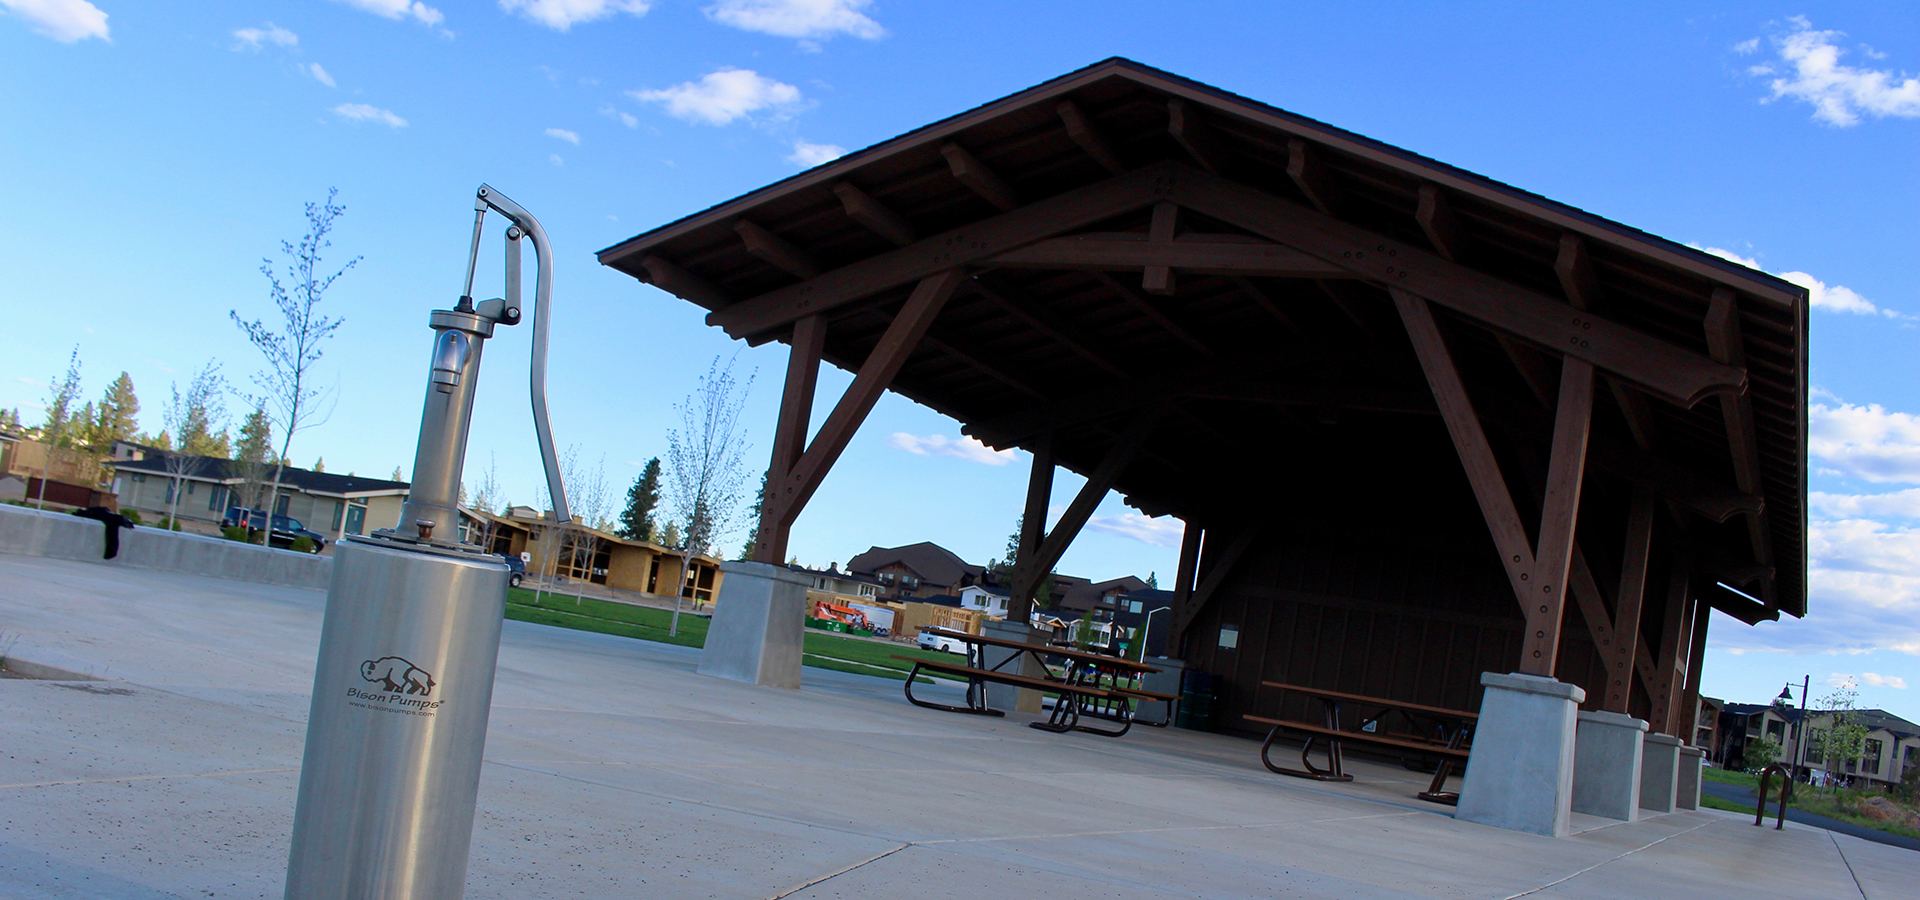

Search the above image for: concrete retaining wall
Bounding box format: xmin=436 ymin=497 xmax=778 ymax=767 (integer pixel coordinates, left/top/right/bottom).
xmin=0 ymin=503 xmax=331 ymax=590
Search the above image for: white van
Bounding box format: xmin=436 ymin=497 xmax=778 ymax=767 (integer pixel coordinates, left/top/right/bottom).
xmin=916 ymin=628 xmax=967 ymax=654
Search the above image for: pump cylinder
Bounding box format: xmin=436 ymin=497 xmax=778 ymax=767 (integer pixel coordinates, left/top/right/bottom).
xmin=284 ymin=537 xmax=510 ymax=900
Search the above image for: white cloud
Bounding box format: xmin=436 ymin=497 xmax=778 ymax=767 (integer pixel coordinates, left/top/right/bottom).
xmin=500 ymin=0 xmax=649 ymax=31
xmin=630 ymin=68 xmax=803 ymax=126
xmin=334 ymin=0 xmax=445 ymax=28
xmin=308 ymin=63 xmax=336 ymax=87
xmin=884 ymin=432 xmax=1016 ymax=466
xmin=332 ymin=103 xmax=408 ymax=127
xmin=1811 ymin=488 xmax=1920 ymax=520
xmin=1862 ymin=672 xmax=1909 ymax=689
xmin=549 ymin=153 xmax=565 ymax=166
xmin=233 ymin=22 xmax=297 ymax=50
xmin=707 ymin=0 xmax=883 ymax=41
xmin=2 ymin=0 xmax=109 ymax=43
xmin=1824 ymin=673 xmax=1859 ymax=689
xmin=1733 ymin=37 xmax=1760 ymax=55
xmin=1694 ymin=245 xmax=1896 ymax=317
xmin=1751 ymin=17 xmax=1920 ymax=127
xmin=1810 ymin=400 xmax=1920 ymax=485
xmin=545 ymin=127 xmax=580 ymax=145
xmin=1084 ymin=512 xmax=1185 ymax=549
xmin=599 ymin=105 xmax=639 ymax=128
xmin=787 ymin=139 xmax=844 ymax=166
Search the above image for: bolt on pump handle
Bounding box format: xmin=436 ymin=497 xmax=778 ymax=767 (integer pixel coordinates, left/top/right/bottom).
xmin=474 ymin=184 xmax=570 ymax=524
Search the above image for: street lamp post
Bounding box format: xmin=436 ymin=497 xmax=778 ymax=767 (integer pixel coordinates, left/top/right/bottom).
xmin=1778 ymin=676 xmax=1811 ymax=787
xmin=1139 ymin=606 xmax=1172 ymax=662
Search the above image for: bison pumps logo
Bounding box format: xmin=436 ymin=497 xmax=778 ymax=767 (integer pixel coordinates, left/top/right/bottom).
xmin=345 ymin=656 xmax=444 ymax=718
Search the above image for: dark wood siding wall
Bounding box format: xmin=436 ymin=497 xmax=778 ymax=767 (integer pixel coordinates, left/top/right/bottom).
xmin=1182 ymin=525 xmax=1665 ymax=734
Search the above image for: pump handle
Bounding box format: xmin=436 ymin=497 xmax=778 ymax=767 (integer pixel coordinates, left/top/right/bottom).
xmin=474 ymin=185 xmax=571 ymax=525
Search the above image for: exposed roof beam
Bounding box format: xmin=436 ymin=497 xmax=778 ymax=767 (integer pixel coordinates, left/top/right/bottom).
xmin=1167 ymin=164 xmax=1746 ymax=407
xmin=1557 ymin=233 xmax=1659 ymax=450
xmin=1166 ymin=97 xmax=1225 ymax=175
xmin=967 ymin=276 xmax=1127 ymax=378
xmin=1143 ymin=201 xmax=1178 ymax=295
xmin=707 ymin=162 xmax=1176 ymax=340
xmin=1230 ymin=276 xmax=1298 ymax=331
xmin=1057 ymin=100 xmax=1125 ymax=175
xmin=1706 ymin=286 xmax=1773 ymax=574
xmin=734 ymin=219 xmax=819 ymax=280
xmin=1287 ymin=139 xmax=1343 ymax=216
xmin=1416 ymin=183 xmax=1467 ymax=262
xmin=940 ymin=142 xmax=1018 ymax=211
xmin=985 ymin=234 xmax=1349 ymax=278
xmin=638 ymin=255 xmax=732 ymax=309
xmin=832 ymin=181 xmax=916 ymax=247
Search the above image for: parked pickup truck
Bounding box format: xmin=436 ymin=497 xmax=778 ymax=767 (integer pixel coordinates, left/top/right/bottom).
xmin=221 ymin=507 xmax=327 ymax=553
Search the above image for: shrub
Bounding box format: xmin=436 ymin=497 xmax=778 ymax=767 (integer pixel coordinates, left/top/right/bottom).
xmin=122 ymin=509 xmax=144 ymax=526
xmin=1743 ymin=736 xmax=1784 ymax=772
xmin=291 ymin=535 xmax=316 ymax=554
xmin=222 ymin=525 xmax=250 ymax=543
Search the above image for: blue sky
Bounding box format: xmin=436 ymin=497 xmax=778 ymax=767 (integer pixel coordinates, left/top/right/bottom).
xmin=2 ymin=2 xmax=1917 ymax=718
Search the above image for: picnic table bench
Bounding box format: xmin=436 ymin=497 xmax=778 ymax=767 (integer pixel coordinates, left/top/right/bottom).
xmin=892 ymin=628 xmax=1161 ymax=736
xmin=1246 ymin=680 xmax=1476 ymax=804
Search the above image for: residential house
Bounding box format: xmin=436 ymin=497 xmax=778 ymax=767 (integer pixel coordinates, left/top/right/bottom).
xmin=107 ymin=452 xmax=408 ymax=541
xmin=1 ymin=437 xmax=113 ymax=509
xmin=957 ymin=584 xmax=1010 ymax=618
xmin=473 ymin=509 xmax=726 ymax=605
xmin=847 ymin=541 xmax=988 ymax=602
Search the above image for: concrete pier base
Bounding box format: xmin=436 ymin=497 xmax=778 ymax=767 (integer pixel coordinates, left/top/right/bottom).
xmin=979 ymin=619 xmax=1044 ymax=713
xmin=1456 ymin=672 xmax=1586 ymax=837
xmin=1640 ymin=732 xmax=1684 ymax=813
xmin=1571 ymin=710 xmax=1647 ymax=821
xmin=696 ymin=561 xmax=808 ymax=689
xmin=1676 ymin=746 xmax=1705 ymax=811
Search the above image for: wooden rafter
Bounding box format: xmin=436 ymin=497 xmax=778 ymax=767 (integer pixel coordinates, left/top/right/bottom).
xmin=1706 ymin=287 xmax=1773 ymax=574
xmin=735 ymin=219 xmax=819 ymax=280
xmin=639 ymin=255 xmax=731 ymax=309
xmin=1091 ymin=271 xmax=1210 ymax=355
xmin=833 ymin=181 xmax=917 ymax=247
xmin=706 ymin=162 xmax=1178 ymax=339
xmin=986 ymin=233 xmax=1348 ymax=278
xmin=967 ymin=276 xmax=1127 ymax=378
xmin=941 ymin=142 xmax=1018 ymax=211
xmin=1169 ymin=164 xmax=1748 ymax=407
xmin=1416 ymin=183 xmax=1466 ymax=262
xmin=1287 ymin=139 xmax=1342 ymax=216
xmin=1166 ymin=98 xmax=1224 ymax=174
xmin=1057 ymin=100 xmax=1125 ymax=175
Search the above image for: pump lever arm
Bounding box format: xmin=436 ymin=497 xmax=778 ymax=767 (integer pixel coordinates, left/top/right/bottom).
xmin=475 ymin=184 xmax=571 ymax=524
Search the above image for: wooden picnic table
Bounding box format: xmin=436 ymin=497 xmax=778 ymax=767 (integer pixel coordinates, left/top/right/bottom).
xmin=1246 ymin=680 xmax=1477 ymax=804
xmin=891 ymin=628 xmax=1163 ymax=736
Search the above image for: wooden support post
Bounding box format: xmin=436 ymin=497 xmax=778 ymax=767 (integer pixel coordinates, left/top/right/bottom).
xmin=1523 ymin=357 xmax=1594 ymax=675
xmin=1010 ymin=405 xmax=1165 ymax=618
xmin=764 ymin=270 xmax=962 ymax=560
xmin=1007 ymin=436 xmax=1055 ymax=623
xmin=1603 ymin=488 xmax=1655 ymax=712
xmin=753 ymin=315 xmax=825 ymax=563
xmin=1143 ymin=201 xmax=1177 ymax=296
xmin=1170 ymin=522 xmax=1259 ymax=637
xmin=1649 ymin=570 xmax=1691 ymax=734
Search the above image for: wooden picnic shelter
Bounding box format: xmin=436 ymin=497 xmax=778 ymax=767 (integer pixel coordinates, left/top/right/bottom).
xmin=597 ymin=58 xmax=1809 ymax=748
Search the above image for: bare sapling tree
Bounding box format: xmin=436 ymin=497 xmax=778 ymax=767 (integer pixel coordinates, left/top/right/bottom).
xmin=561 ymin=450 xmax=610 ymax=606
xmin=160 ymin=361 xmax=228 ymax=530
xmin=232 ymin=188 xmax=355 ymax=549
xmin=662 ymin=355 xmax=755 ymax=636
xmin=530 ymin=445 xmax=575 ymax=605
xmin=465 ymin=452 xmax=503 ymax=551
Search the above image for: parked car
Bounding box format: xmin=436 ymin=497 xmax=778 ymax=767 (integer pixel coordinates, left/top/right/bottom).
xmin=221 ymin=507 xmax=327 ymax=553
xmin=503 ymin=554 xmax=526 ymax=588
xmin=917 ymin=627 xmax=967 ymax=654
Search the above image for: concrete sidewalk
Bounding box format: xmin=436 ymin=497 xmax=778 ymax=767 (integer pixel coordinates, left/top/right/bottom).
xmin=0 ymin=552 xmax=1907 ymax=899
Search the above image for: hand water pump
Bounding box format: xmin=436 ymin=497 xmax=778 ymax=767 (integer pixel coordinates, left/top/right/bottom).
xmin=284 ymin=185 xmax=571 ymax=899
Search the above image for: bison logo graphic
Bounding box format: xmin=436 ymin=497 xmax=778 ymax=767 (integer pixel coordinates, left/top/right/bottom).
xmin=360 ymin=657 xmax=436 ymax=696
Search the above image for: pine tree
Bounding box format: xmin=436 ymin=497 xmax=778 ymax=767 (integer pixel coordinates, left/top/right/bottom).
xmin=74 ymin=401 xmax=97 ymax=451
xmin=312 ymin=457 xmax=325 ymax=473
xmin=233 ymin=405 xmax=275 ymax=510
xmin=1147 ymin=571 xmax=1158 ymax=589
xmin=92 ymin=372 xmax=140 ymax=452
xmin=659 ymin=521 xmax=682 ymax=549
xmin=616 ymin=458 xmax=662 ymax=541
xmin=40 ymin=347 xmax=83 ymax=447
xmin=391 ymin=466 xmax=405 ymax=482
xmin=0 ymin=408 xmax=19 ymax=431
xmin=169 ymin=361 xmax=231 ymax=458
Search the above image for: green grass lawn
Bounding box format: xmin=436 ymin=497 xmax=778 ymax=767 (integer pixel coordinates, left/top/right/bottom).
xmin=505 ymin=587 xmax=948 ymax=682
xmin=1701 ymin=767 xmax=1760 ymax=788
xmin=1698 ymin=766 xmax=1920 ymax=839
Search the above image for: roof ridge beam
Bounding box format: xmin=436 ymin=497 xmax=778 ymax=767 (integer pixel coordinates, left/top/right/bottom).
xmin=832 ymin=182 xmax=917 ymax=247
xmin=940 ymin=142 xmax=1018 ymax=211
xmin=706 ymin=162 xmax=1180 ymax=340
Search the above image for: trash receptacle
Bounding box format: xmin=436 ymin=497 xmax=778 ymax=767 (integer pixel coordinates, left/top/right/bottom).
xmin=1176 ymin=670 xmax=1217 ymax=731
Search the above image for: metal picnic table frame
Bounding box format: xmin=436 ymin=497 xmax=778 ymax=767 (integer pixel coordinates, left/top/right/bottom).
xmin=894 ymin=628 xmax=1159 ymax=737
xmin=1248 ymin=680 xmax=1477 ymax=804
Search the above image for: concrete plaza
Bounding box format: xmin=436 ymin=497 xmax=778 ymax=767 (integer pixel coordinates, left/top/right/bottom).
xmin=0 ymin=552 xmax=1905 ymax=899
